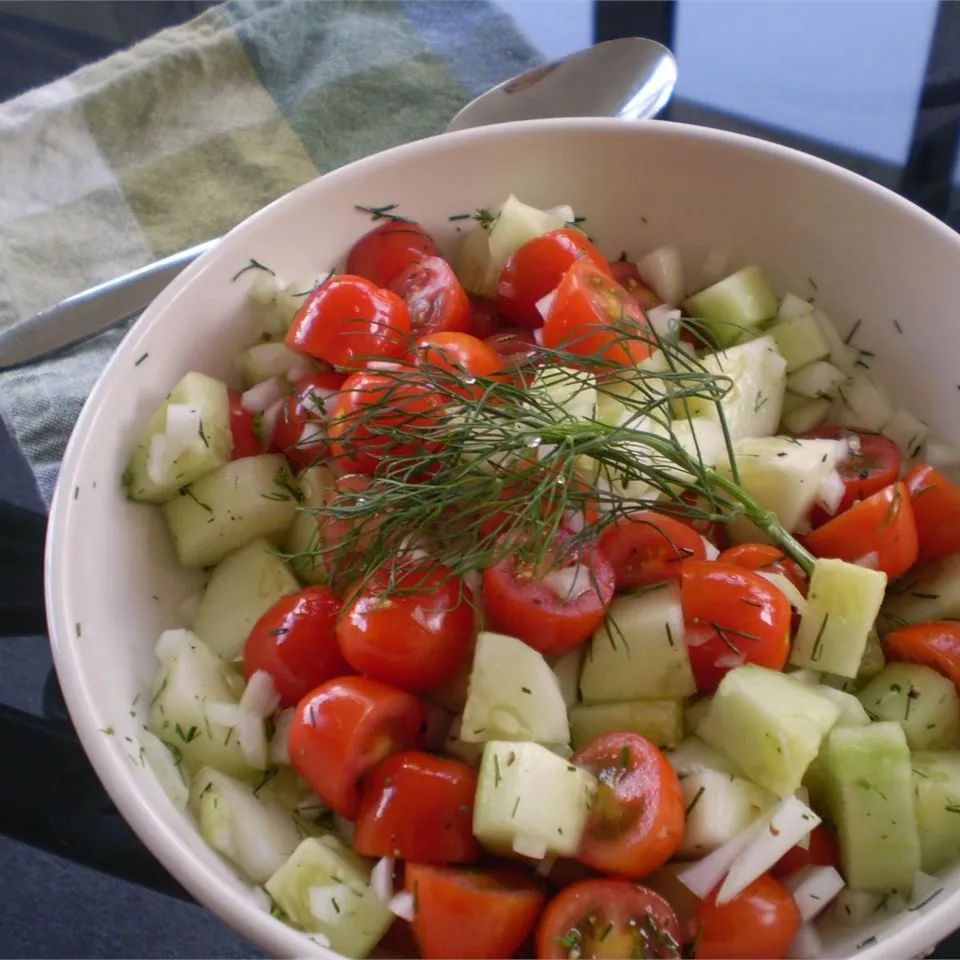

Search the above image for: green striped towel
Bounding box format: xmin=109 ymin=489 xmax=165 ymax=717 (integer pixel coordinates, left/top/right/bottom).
xmin=0 ymin=0 xmax=541 ymax=502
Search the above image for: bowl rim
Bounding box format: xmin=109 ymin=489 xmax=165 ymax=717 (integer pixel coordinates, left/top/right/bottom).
xmin=45 ymin=116 xmax=960 ymax=960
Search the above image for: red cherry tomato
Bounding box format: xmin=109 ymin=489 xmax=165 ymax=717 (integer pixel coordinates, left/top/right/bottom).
xmin=327 ymin=370 xmax=441 ymax=475
xmin=354 ymin=751 xmax=479 ymax=863
xmin=285 ymin=274 xmax=410 ymax=370
xmin=496 ymin=228 xmax=612 ymax=329
xmin=227 ymin=388 xmax=262 ymax=459
xmin=803 ymin=427 xmax=902 ymax=526
xmin=345 ymin=219 xmax=441 ymax=288
xmin=681 ymin=560 xmax=791 ymax=694
xmin=270 ymin=371 xmax=346 ymax=469
xmin=694 ymin=874 xmax=800 ymax=960
xmin=484 ymin=327 xmax=540 ymax=365
xmin=483 ymin=535 xmax=615 ymax=654
xmin=288 ymin=676 xmax=426 ymax=819
xmin=771 ymin=825 xmax=841 ymax=878
xmin=413 ymin=332 xmax=503 ymax=393
xmin=406 ymin=864 xmax=545 ymax=960
xmin=467 ymin=295 xmax=507 ymax=340
xmin=905 ymin=463 xmax=960 ymax=562
xmin=543 ymin=258 xmax=653 ymax=367
xmin=537 ymin=879 xmax=682 ymax=959
xmin=805 ymin=481 xmax=918 ymax=578
xmin=717 ymin=543 xmax=808 ymax=595
xmin=243 ymin=587 xmax=349 ymax=708
xmin=600 ymin=511 xmax=707 ymax=591
xmin=389 ymin=255 xmax=472 ymax=337
xmin=337 ymin=566 xmax=475 ymax=692
xmin=610 ymin=259 xmax=663 ymax=311
xmin=883 ymin=621 xmax=960 ymax=690
xmin=572 ymin=732 xmax=684 ymax=878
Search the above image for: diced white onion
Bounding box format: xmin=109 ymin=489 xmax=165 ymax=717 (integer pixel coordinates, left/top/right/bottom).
xmin=717 ymin=796 xmax=821 ymax=904
xmin=206 ymin=701 xmax=242 ymax=727
xmin=139 ymin=729 xmax=188 ymax=810
xmin=701 ymin=536 xmax=719 ymax=561
xmin=512 ymin=834 xmax=548 ymax=859
xmin=388 ymin=891 xmax=416 ymax=921
xmin=536 ymin=289 xmax=557 ymax=320
xmin=784 ymin=865 xmax=844 ymax=921
xmin=286 ymin=361 xmax=312 ymax=383
xmin=786 ymin=923 xmax=823 ymax=959
xmin=147 ymin=432 xmax=169 ymax=485
xmin=816 ymin=470 xmax=846 ymax=517
xmin=565 ymin=509 xmax=586 ymax=534
xmin=853 ymin=551 xmax=879 ymax=571
xmin=533 ymin=327 xmax=545 ymax=346
xmin=155 ymin=628 xmax=195 ymax=663
xmin=541 ymin=564 xmax=590 ymax=600
xmin=366 ymin=360 xmax=403 ymax=372
xmin=371 ymin=856 xmax=395 ymax=905
xmin=833 ymin=371 xmax=894 ymax=432
xmin=309 ymin=884 xmax=353 ymax=924
xmin=679 ymin=815 xmax=769 ymax=899
xmin=536 ymin=855 xmax=558 ymax=877
xmin=237 ymin=706 xmax=268 ymax=770
xmin=242 ymin=377 xmax=287 ymax=414
xmin=241 ymin=670 xmax=281 ymax=718
xmin=638 ymin=246 xmax=684 ymax=305
xmin=715 ymin=652 xmax=746 ymax=670
xmin=165 ymin=403 xmax=203 ymax=460
xmin=758 ymin=572 xmax=807 ymax=614
xmin=270 ymin=708 xmax=294 ymax=765
xmin=260 ymin=397 xmax=285 ymax=448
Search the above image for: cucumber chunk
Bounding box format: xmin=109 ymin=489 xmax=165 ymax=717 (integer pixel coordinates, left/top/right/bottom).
xmin=193 ymin=538 xmax=299 ymax=661
xmin=189 ymin=766 xmax=308 ymax=883
xmin=666 ymin=735 xmax=739 ymax=777
xmin=883 ymin=408 xmax=929 ymax=458
xmin=818 ymin=686 xmax=871 ymax=728
xmin=163 ymin=454 xmax=298 ymax=567
xmin=881 ymin=553 xmax=960 ymax=629
xmin=857 ymin=663 xmax=960 ymax=750
xmin=911 ymin=751 xmax=960 ymax=873
xmin=697 ymin=665 xmax=840 ymax=797
xmin=549 ymin=648 xmax=584 ymax=710
xmin=265 ymin=835 xmax=392 ymax=958
xmin=781 ymin=397 xmax=831 ymax=435
xmin=580 ymin=583 xmax=695 ymax=703
xmin=683 ymin=265 xmax=778 ymax=347
xmin=684 ymin=697 xmax=713 ymax=736
xmin=140 ymin=729 xmax=189 ymax=809
xmin=676 ymin=336 xmax=787 ymax=442
xmin=677 ymin=768 xmax=775 ymax=858
xmin=790 ymin=558 xmax=887 ymax=678
xmin=125 ymin=372 xmax=231 ymax=503
xmin=823 ymin=722 xmax=920 ymax=894
xmin=284 ymin=465 xmax=334 ymax=585
xmin=768 ymin=312 xmax=831 ymax=373
xmin=472 ymin=741 xmax=596 ymax=859
xmin=716 ymin=436 xmax=842 ymax=538
xmin=460 ymin=632 xmax=568 ymax=745
xmin=148 ymin=631 xmax=251 ymax=777
xmin=786 ymin=360 xmax=847 ymax=400
xmin=569 ymin=700 xmax=683 ymax=750
xmin=833 ymin=370 xmax=895 ymax=433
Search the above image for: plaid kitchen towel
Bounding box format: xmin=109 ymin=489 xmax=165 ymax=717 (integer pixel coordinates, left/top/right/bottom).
xmin=0 ymin=0 xmax=542 ymax=504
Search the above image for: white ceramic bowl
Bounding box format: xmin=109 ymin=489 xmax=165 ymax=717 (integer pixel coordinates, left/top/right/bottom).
xmin=47 ymin=118 xmax=960 ymax=959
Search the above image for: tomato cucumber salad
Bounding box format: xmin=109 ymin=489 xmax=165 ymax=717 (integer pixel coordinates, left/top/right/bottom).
xmin=124 ymin=194 xmax=960 ymax=959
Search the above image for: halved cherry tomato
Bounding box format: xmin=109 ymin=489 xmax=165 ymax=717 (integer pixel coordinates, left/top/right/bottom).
xmin=414 ymin=331 xmax=503 ymax=390
xmin=270 ymin=371 xmax=346 ymax=469
xmin=483 ymin=534 xmax=615 ymax=654
xmin=905 ymin=463 xmax=960 ymax=562
xmin=572 ymin=732 xmax=684 ymax=878
xmin=694 ymin=874 xmax=800 ymax=960
xmin=803 ymin=427 xmax=902 ymax=526
xmin=805 ymin=481 xmax=918 ymax=578
xmin=883 ymin=621 xmax=960 ymax=690
xmin=771 ymin=825 xmax=841 ymax=878
xmin=643 ymin=864 xmax=702 ymax=945
xmin=681 ymin=560 xmax=791 ymax=694
xmin=717 ymin=543 xmax=808 ymax=595
xmin=610 ymin=259 xmax=663 ymax=311
xmin=354 ymin=751 xmax=479 ymax=863
xmin=346 ymin=219 xmax=441 ymax=288
xmin=227 ymin=388 xmax=262 ymax=459
xmin=485 ymin=328 xmax=540 ymax=365
xmin=600 ymin=511 xmax=707 ymax=591
xmin=467 ymin=295 xmax=505 ymax=340
xmin=243 ymin=587 xmax=349 ymax=708
xmin=288 ymin=675 xmax=426 ymax=819
xmin=496 ymin=228 xmax=612 ymax=329
xmin=285 ymin=274 xmax=410 ymax=370
xmin=327 ymin=370 xmax=441 ymax=475
xmin=542 ymin=258 xmax=653 ymax=367
xmin=337 ymin=565 xmax=475 ymax=691
xmin=537 ymin=879 xmax=681 ymax=959
xmin=389 ymin=255 xmax=472 ymax=337
xmin=406 ymin=864 xmax=545 ymax=960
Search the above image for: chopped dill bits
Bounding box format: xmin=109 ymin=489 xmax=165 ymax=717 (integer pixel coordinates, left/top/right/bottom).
xmin=135 ymin=352 xmax=149 ymax=366
xmin=231 ymin=258 xmax=275 ymax=282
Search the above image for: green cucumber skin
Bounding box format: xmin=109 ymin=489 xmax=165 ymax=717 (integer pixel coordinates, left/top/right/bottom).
xmin=911 ymin=751 xmax=960 ymax=873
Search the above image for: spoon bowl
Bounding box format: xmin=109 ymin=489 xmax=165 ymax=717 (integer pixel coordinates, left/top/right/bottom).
xmin=446 ymin=37 xmax=677 ymax=132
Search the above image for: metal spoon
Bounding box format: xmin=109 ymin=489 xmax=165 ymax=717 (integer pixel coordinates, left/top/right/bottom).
xmin=0 ymin=38 xmax=677 ymax=370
